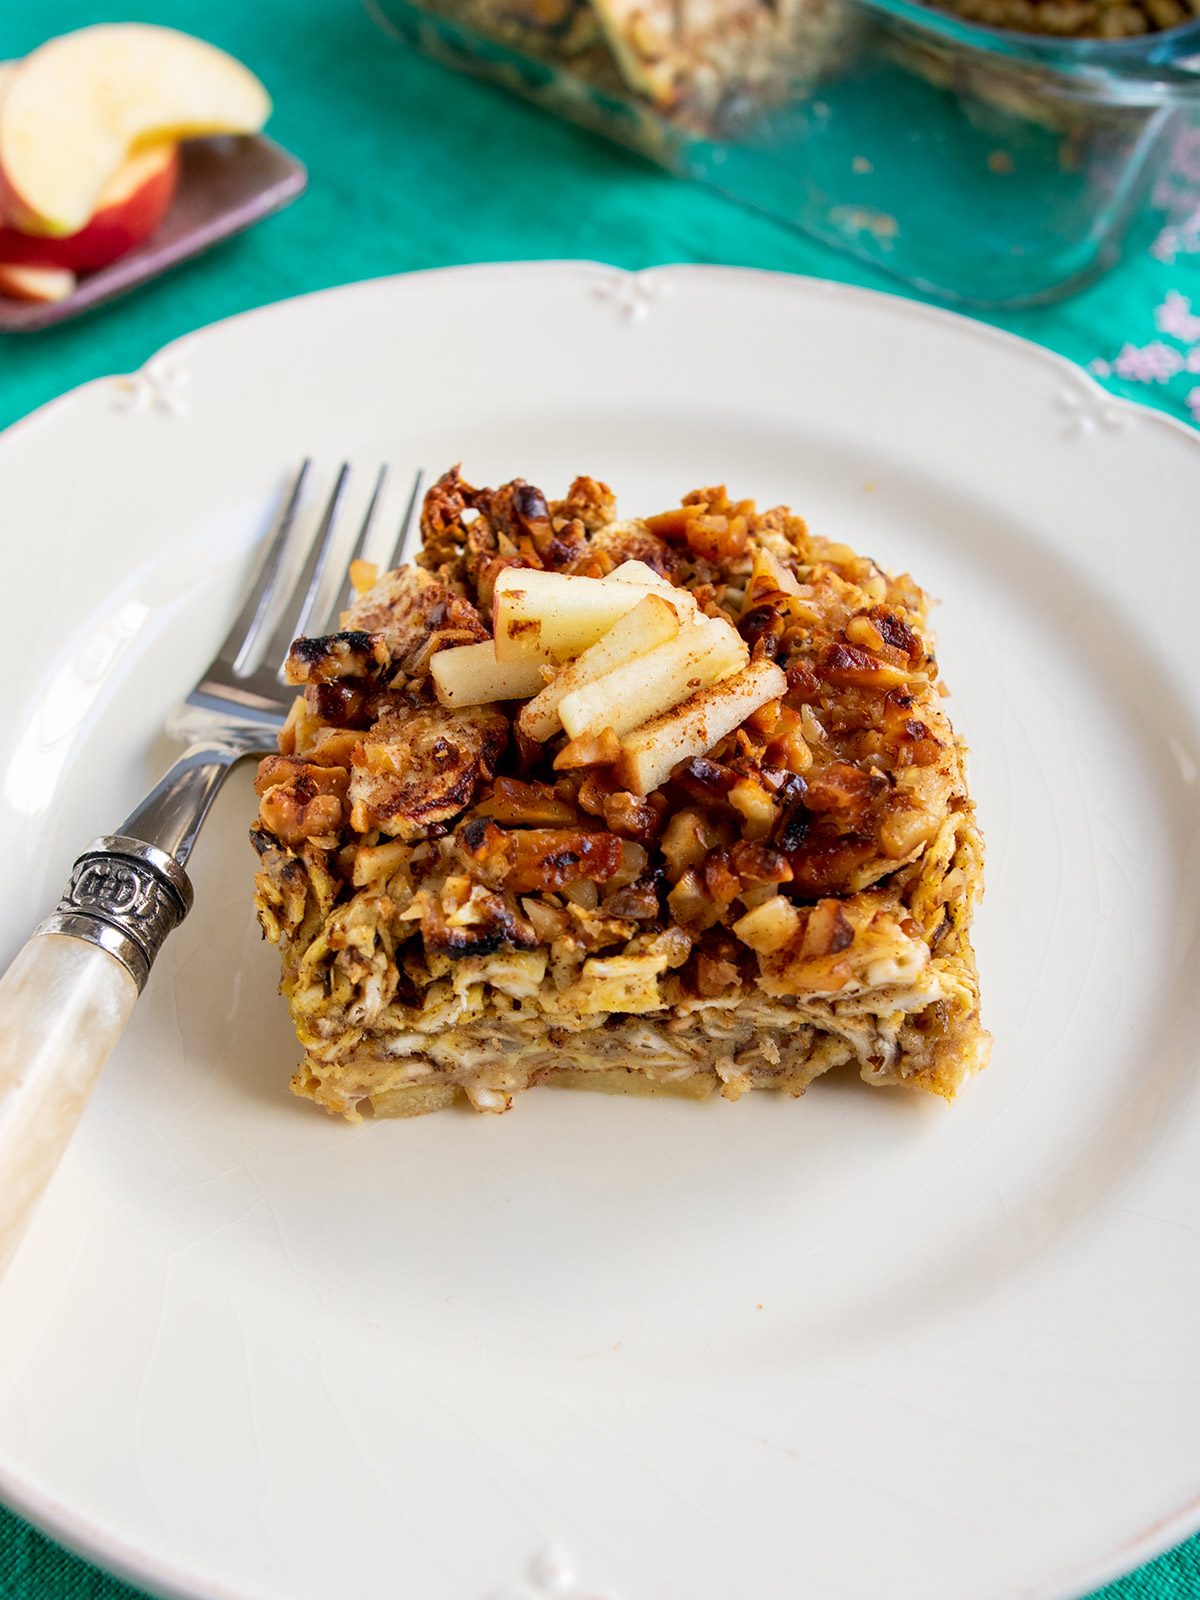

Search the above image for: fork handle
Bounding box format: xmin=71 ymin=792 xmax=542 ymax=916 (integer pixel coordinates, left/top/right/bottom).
xmin=0 ymin=734 xmax=261 ymax=1273
xmin=0 ymin=833 xmax=193 ymax=1273
xmin=0 ymin=934 xmax=138 ymax=1274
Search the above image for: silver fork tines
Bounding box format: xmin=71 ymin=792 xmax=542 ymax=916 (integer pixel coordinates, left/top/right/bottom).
xmin=227 ymin=457 xmax=312 ymax=678
xmin=191 ymin=461 xmax=421 ymax=724
xmin=389 ymin=467 xmax=426 ymax=570
xmin=328 ymin=464 xmax=388 ymax=628
xmin=270 ymin=461 xmax=351 ymax=682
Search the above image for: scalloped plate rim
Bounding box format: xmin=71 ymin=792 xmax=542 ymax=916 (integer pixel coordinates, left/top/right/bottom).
xmin=3 ymin=261 xmax=1197 ymax=454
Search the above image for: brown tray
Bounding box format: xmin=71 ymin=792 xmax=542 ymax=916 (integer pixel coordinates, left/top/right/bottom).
xmin=0 ymin=133 xmax=307 ymax=333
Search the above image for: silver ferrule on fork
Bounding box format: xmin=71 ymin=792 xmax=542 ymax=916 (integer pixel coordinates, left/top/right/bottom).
xmin=33 ymin=728 xmax=264 ymax=991
xmin=34 ymin=837 xmax=193 ymax=994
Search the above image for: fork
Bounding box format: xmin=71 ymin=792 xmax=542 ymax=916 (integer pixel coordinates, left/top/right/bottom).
xmin=0 ymin=461 xmax=426 ymax=1275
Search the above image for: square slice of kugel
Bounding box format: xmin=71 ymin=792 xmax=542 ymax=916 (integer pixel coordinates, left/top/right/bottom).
xmin=251 ymin=468 xmax=988 ymax=1119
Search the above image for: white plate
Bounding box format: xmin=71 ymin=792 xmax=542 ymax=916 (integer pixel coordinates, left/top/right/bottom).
xmin=2 ymin=262 xmax=1199 ymax=1600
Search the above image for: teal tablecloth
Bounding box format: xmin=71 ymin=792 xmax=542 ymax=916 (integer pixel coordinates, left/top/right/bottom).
xmin=2 ymin=1 xmax=1200 ymax=1596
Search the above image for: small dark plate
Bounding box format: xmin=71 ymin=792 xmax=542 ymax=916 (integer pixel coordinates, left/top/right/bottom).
xmin=0 ymin=134 xmax=307 ymax=333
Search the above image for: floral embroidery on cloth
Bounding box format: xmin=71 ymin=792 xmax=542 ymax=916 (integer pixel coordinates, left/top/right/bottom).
xmin=1085 ymin=129 xmax=1200 ymax=427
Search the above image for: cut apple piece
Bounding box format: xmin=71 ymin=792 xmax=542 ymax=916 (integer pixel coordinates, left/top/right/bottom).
xmin=0 ymin=141 xmax=178 ymax=272
xmin=603 ymin=563 xmax=703 ymax=614
xmin=604 ymin=560 xmax=661 ymax=586
xmin=0 ymin=25 xmax=270 ymax=236
xmin=492 ymin=568 xmax=691 ymax=666
xmin=431 ymin=640 xmax=548 ymax=707
xmin=558 ymin=619 xmax=748 ymax=742
xmin=732 ymin=895 xmax=802 ymax=955
xmin=603 ymin=559 xmax=687 ymax=593
xmin=615 ymin=659 xmax=787 ymax=796
xmin=0 ymin=261 xmax=74 ymax=301
xmin=517 ymin=593 xmax=682 ymax=743
xmin=746 ymin=545 xmax=802 ymax=602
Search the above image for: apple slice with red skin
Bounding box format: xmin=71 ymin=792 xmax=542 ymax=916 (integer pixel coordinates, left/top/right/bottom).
xmin=0 ymin=261 xmax=75 ymax=301
xmin=0 ymin=25 xmax=269 ymax=236
xmin=0 ymin=142 xmax=179 ymax=273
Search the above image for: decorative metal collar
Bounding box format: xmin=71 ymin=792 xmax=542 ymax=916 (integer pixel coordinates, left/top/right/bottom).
xmin=35 ymin=835 xmax=193 ymax=992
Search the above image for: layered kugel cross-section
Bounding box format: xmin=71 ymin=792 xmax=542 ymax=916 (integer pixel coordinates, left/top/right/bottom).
xmin=250 ymin=468 xmax=988 ymax=1119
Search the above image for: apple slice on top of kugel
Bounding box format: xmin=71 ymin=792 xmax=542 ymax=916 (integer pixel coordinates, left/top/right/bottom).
xmin=0 ymin=25 xmax=270 ymax=238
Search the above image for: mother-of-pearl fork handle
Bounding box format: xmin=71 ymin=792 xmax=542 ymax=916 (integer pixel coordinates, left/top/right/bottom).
xmin=0 ymin=935 xmax=138 ymax=1274
xmin=0 ymin=834 xmax=193 ymax=1276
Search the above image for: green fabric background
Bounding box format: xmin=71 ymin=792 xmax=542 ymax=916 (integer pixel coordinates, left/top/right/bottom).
xmin=2 ymin=0 xmax=1199 ymax=1596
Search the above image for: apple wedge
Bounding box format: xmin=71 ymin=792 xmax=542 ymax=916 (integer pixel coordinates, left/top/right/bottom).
xmin=492 ymin=568 xmax=691 ymax=666
xmin=0 ymin=25 xmax=270 ymax=236
xmin=0 ymin=141 xmax=178 ymax=272
xmin=431 ymin=640 xmax=547 ymax=707
xmin=615 ymin=659 xmax=787 ymax=796
xmin=517 ymin=593 xmax=682 ymax=743
xmin=0 ymin=261 xmax=74 ymax=301
xmin=558 ymin=618 xmax=748 ymax=741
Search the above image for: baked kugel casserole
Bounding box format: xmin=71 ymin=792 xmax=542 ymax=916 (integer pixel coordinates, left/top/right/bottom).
xmin=251 ymin=469 xmax=988 ymax=1119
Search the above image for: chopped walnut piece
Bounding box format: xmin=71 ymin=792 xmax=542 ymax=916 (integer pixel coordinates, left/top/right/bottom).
xmin=254 ymin=756 xmax=350 ymax=800
xmin=660 ymin=807 xmax=726 ymax=882
xmin=256 ymin=758 xmax=348 ymax=848
xmin=602 ymin=878 xmax=662 ymax=920
xmin=729 ymin=840 xmax=792 ymax=886
xmin=261 ymin=789 xmax=342 ymax=848
xmin=601 ymin=789 xmax=660 ymax=841
xmin=800 ymin=899 xmax=855 ymax=959
xmin=702 ymin=848 xmax=742 ymax=906
xmin=554 ymin=727 xmax=622 ymax=770
xmin=764 ymin=707 xmax=812 ymax=774
xmin=816 ymin=639 xmax=926 ymax=691
xmin=284 ymin=630 xmax=389 ymax=687
xmin=803 ymin=762 xmax=881 ymax=812
xmin=553 ymin=475 xmax=616 ymax=532
xmin=502 ymin=828 xmax=625 ymax=894
xmin=474 ymin=776 xmax=577 ymax=826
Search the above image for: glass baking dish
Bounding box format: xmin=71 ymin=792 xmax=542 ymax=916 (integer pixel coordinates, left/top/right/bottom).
xmin=365 ymin=0 xmax=1200 ymax=306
